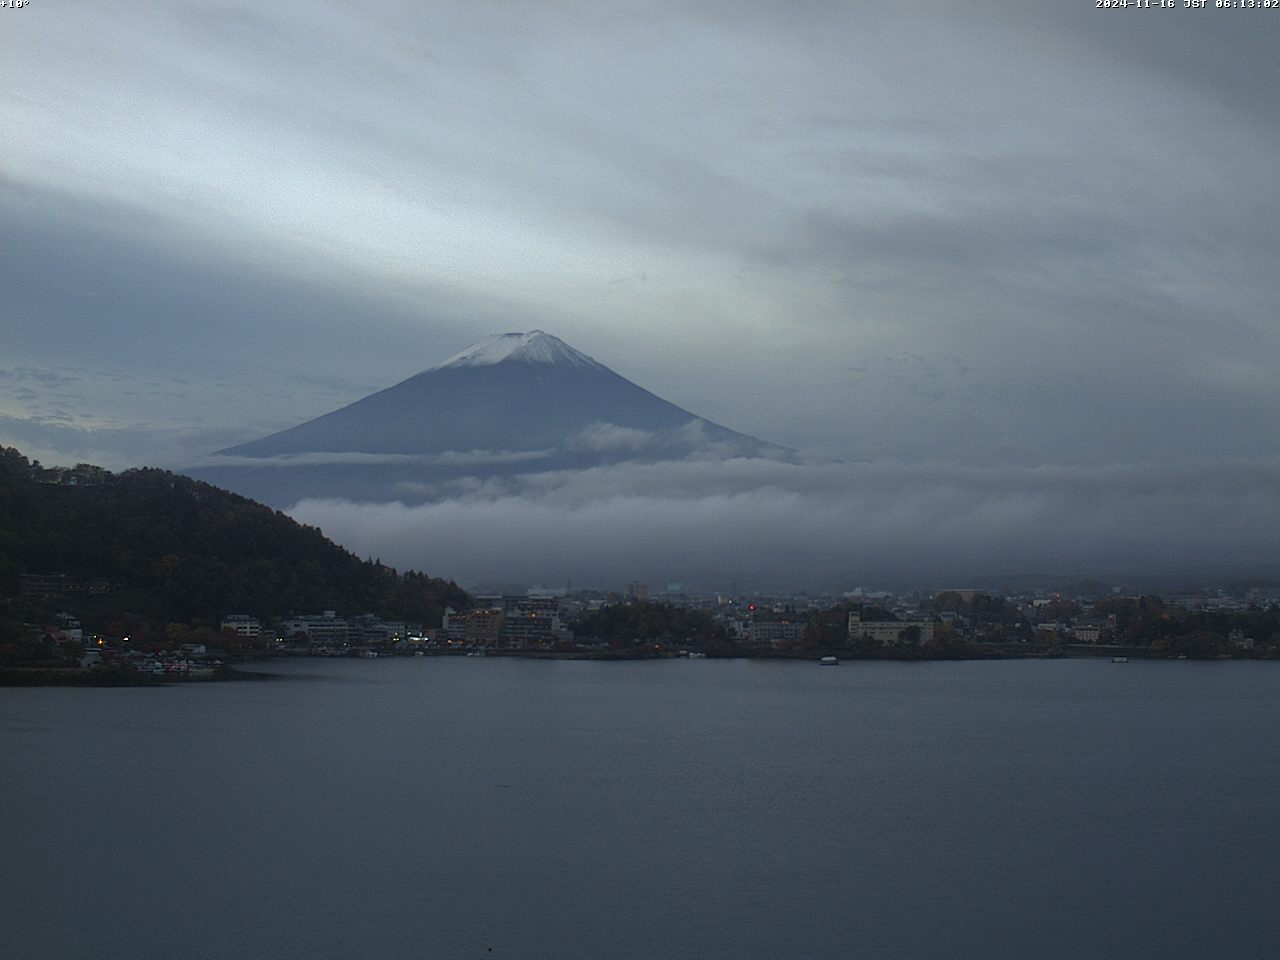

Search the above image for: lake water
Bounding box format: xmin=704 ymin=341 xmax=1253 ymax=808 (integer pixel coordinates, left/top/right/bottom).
xmin=4 ymin=657 xmax=1279 ymax=959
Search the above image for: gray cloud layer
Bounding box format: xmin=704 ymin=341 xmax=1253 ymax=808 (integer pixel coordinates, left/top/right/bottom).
xmin=290 ymin=455 xmax=1280 ymax=591
xmin=4 ymin=3 xmax=1279 ymax=583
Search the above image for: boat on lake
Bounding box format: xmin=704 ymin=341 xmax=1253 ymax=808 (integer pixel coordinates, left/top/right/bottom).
xmin=819 ymin=656 xmax=839 ymax=666
xmin=1112 ymin=656 xmax=1129 ymax=663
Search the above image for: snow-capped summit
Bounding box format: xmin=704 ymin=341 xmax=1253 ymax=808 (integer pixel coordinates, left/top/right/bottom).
xmin=438 ymin=330 xmax=602 ymax=371
xmin=195 ymin=331 xmax=790 ymax=507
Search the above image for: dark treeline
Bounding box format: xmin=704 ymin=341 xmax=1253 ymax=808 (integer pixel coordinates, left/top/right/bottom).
xmin=1085 ymin=595 xmax=1280 ymax=657
xmin=0 ymin=447 xmax=467 ymax=642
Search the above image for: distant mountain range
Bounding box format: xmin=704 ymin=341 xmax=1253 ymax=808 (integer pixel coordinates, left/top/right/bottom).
xmin=190 ymin=331 xmax=790 ymax=507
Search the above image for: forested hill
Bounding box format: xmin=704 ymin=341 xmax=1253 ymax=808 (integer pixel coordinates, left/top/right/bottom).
xmin=0 ymin=447 xmax=467 ymax=629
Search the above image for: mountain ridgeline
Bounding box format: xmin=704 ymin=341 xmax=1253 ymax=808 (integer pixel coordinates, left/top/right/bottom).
xmin=191 ymin=331 xmax=791 ymax=508
xmin=0 ymin=447 xmax=467 ymax=633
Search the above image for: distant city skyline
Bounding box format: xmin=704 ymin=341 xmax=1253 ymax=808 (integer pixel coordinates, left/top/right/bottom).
xmin=4 ymin=3 xmax=1279 ymax=588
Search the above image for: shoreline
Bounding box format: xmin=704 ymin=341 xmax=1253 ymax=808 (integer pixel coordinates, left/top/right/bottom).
xmin=5 ymin=646 xmax=1271 ymax=685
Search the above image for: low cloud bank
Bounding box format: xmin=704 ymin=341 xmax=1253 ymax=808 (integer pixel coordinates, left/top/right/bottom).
xmin=287 ymin=457 xmax=1280 ymax=591
xmin=189 ymin=449 xmax=557 ymax=470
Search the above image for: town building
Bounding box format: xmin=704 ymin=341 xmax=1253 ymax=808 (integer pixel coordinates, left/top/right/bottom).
xmin=221 ymin=614 xmax=262 ymax=638
xmin=464 ymin=599 xmax=506 ymax=646
xmin=282 ymin=611 xmax=350 ymax=646
xmin=747 ymin=617 xmax=807 ymax=649
xmin=848 ymin=610 xmax=934 ymax=646
xmin=443 ymin=596 xmax=572 ymax=647
xmin=503 ymin=596 xmax=566 ymax=646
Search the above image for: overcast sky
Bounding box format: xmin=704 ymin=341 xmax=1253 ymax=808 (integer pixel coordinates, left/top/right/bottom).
xmin=4 ymin=2 xmax=1278 ymax=588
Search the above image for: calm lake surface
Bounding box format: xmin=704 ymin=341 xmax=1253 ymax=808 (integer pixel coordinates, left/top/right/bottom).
xmin=4 ymin=657 xmax=1279 ymax=960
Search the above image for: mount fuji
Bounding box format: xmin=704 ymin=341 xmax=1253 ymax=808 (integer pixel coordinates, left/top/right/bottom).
xmin=189 ymin=331 xmax=790 ymax=508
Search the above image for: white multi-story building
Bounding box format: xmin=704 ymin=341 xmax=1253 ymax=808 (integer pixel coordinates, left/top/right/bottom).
xmin=503 ymin=596 xmax=566 ymax=646
xmin=349 ymin=613 xmax=406 ymax=644
xmin=282 ymin=611 xmax=349 ymax=646
xmin=442 ymin=607 xmax=467 ymax=643
xmin=848 ymin=610 xmax=934 ymax=645
xmin=221 ymin=614 xmax=261 ymax=638
xmin=443 ymin=597 xmax=572 ymax=647
xmin=54 ymin=613 xmax=83 ymax=643
xmin=747 ymin=618 xmax=807 ymax=649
